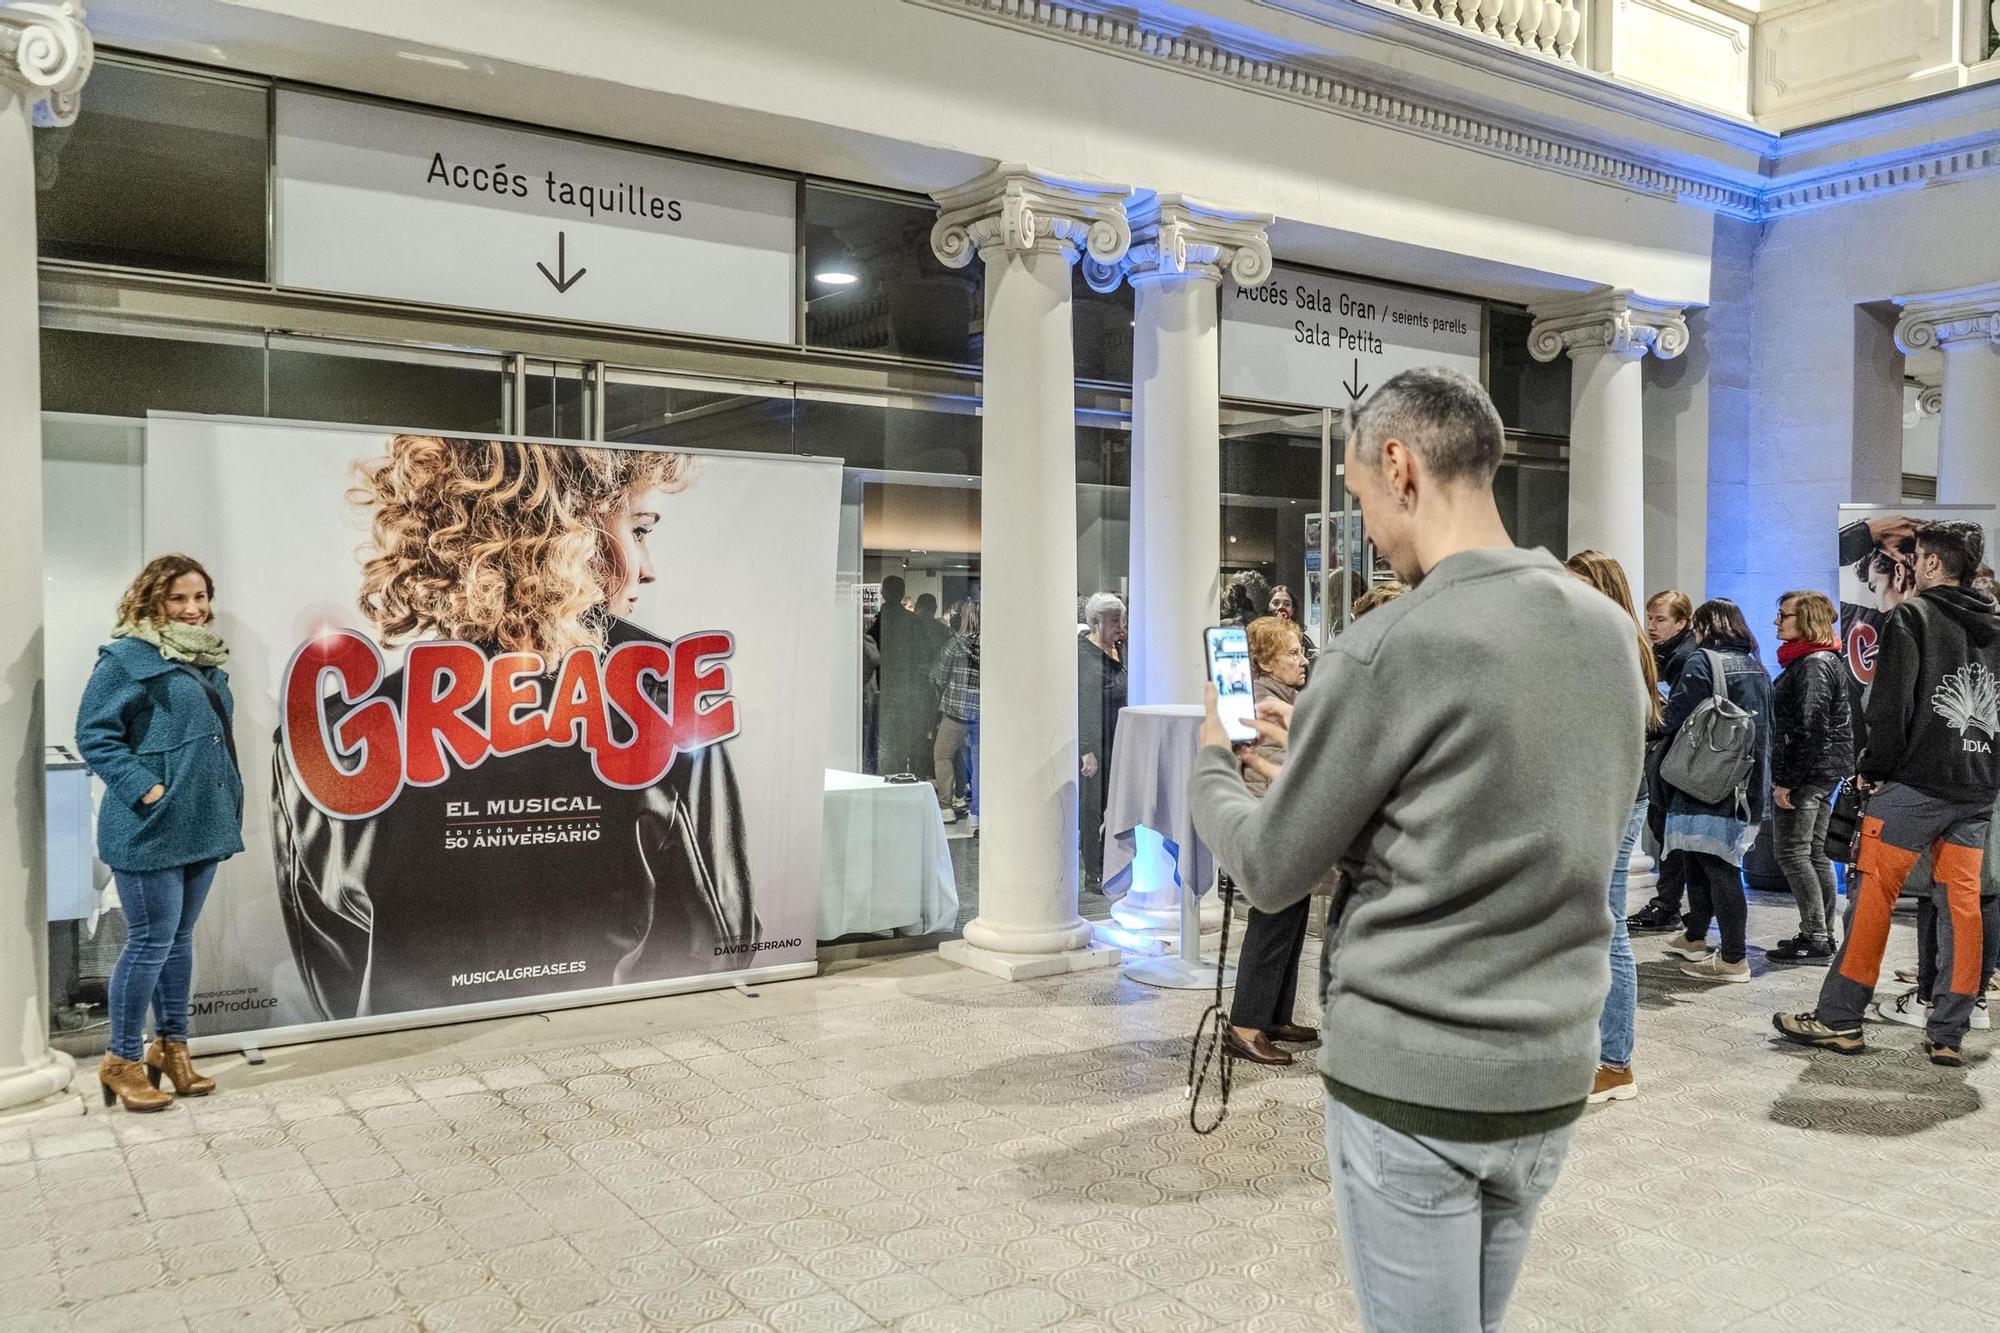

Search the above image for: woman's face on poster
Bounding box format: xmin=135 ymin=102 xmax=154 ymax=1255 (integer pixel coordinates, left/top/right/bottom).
xmin=605 ymin=489 xmax=661 ymax=617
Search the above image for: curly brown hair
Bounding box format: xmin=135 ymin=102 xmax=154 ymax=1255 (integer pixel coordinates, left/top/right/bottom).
xmin=351 ymin=435 xmax=690 ymax=659
xmin=115 ymin=554 xmax=214 ymax=628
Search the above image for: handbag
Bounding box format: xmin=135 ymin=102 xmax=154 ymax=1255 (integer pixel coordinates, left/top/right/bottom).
xmin=1823 ymin=780 xmax=1867 ymax=865
xmin=1660 ymin=649 xmax=1757 ymax=810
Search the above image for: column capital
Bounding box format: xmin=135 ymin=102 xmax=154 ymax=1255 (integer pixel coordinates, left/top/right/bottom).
xmin=930 ymin=164 xmax=1132 ymax=289
xmin=1 ymin=1 xmax=92 ymax=127
xmin=1527 ymin=288 xmax=1690 ymax=364
xmin=1121 ymin=192 xmax=1274 ymax=290
xmin=1912 ymin=374 xmax=1944 ymax=417
xmin=1894 ymin=283 xmax=2000 ymax=354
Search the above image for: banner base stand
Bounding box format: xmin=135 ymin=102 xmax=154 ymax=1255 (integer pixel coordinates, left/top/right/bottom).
xmin=938 ymin=938 xmax=1120 ymax=982
xmin=188 ymin=961 xmax=817 ymax=1059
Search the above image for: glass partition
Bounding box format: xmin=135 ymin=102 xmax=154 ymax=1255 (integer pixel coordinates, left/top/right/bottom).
xmin=35 ymin=60 xmax=268 ymax=280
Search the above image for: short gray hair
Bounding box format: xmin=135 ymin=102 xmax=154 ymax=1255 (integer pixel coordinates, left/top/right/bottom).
xmin=1352 ymin=367 xmax=1504 ymax=484
xmin=1083 ymin=592 xmax=1124 ymax=627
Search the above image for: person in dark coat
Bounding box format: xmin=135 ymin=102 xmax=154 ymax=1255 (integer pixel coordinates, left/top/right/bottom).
xmin=871 ymin=575 xmax=933 ymax=776
xmin=1631 ymin=589 xmax=1698 ymax=932
xmin=1660 ymin=600 xmax=1774 ymax=985
xmin=1078 ymin=593 xmax=1126 ymax=885
xmin=1765 ymin=590 xmax=1855 ymax=963
xmin=75 ymin=554 xmax=244 ymax=1111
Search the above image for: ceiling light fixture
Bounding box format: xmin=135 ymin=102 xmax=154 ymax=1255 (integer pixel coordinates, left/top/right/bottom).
xmin=814 ymin=270 xmax=860 ymax=286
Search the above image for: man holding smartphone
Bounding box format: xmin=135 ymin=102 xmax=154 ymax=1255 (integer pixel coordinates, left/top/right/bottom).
xmin=1190 ymin=367 xmax=1646 ymax=1333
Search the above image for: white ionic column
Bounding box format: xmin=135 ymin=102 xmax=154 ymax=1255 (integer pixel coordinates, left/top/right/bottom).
xmin=1123 ymin=194 xmax=1273 ymax=708
xmin=1529 ymin=290 xmax=1690 ymax=585
xmin=1896 ymin=285 xmax=2000 ymax=507
xmin=0 ymin=0 xmax=91 ymax=1112
xmin=930 ymin=165 xmax=1130 ymax=981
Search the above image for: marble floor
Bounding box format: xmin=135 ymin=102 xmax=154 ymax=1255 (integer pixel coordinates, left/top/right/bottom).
xmin=3 ymin=894 xmax=1995 ymax=1333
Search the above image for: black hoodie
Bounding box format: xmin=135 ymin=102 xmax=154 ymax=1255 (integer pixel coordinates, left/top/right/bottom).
xmin=1858 ymin=584 xmax=2000 ymax=799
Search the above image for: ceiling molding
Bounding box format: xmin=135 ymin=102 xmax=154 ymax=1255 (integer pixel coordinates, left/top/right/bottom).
xmin=907 ymin=0 xmax=2000 ymax=222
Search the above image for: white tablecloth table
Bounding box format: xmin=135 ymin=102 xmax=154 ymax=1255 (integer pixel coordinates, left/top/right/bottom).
xmin=1098 ymin=705 xmax=1233 ymax=989
xmin=819 ymin=770 xmax=959 ymax=939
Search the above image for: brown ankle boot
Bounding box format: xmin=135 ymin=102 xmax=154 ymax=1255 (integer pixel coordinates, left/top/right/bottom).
xmin=145 ymin=1039 xmax=216 ymax=1097
xmin=100 ymin=1054 xmax=174 ymax=1112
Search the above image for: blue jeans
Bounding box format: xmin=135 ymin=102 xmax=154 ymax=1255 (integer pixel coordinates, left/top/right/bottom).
xmin=108 ymin=861 xmax=217 ymax=1060
xmin=1600 ymin=799 xmax=1646 ymax=1068
xmin=1324 ymin=1095 xmax=1575 ymax=1333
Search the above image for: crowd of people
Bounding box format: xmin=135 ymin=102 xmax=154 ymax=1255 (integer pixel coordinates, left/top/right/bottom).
xmin=1188 ymin=365 xmax=2000 ymax=1333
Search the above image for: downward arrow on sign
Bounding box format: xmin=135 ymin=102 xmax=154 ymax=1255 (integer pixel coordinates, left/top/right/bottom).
xmin=1342 ymin=358 xmax=1370 ymax=403
xmin=536 ymin=231 xmax=587 ymax=293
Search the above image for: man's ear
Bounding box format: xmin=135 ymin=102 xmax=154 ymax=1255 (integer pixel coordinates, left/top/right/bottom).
xmin=1382 ymin=437 xmax=1417 ymax=506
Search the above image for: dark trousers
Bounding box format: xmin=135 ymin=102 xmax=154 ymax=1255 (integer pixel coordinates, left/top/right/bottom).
xmin=1915 ymin=893 xmax=2000 ymax=1007
xmin=1773 ymin=787 xmax=1838 ymax=941
xmin=1685 ymin=852 xmax=1749 ymax=964
xmin=876 ymin=690 xmax=934 ymax=778
xmin=1230 ymin=896 xmax=1311 ymax=1031
xmin=1651 ymin=851 xmax=1689 ymax=915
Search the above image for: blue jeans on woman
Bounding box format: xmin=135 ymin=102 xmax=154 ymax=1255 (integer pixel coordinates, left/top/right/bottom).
xmin=108 ymin=861 xmax=217 ymax=1060
xmin=1600 ymin=799 xmax=1647 ymax=1069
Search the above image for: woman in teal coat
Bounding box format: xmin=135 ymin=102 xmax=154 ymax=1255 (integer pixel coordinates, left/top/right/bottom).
xmin=75 ymin=555 xmax=243 ymax=1110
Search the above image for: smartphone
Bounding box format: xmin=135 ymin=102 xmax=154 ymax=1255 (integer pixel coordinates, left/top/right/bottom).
xmin=1204 ymin=626 xmax=1258 ymax=745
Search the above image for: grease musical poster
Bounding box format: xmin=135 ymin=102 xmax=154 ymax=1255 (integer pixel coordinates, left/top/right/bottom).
xmin=142 ymin=415 xmax=839 ymax=1040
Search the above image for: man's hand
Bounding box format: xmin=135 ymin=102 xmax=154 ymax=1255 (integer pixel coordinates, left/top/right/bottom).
xmin=1866 ymin=515 xmax=1917 ymax=549
xmin=140 ymin=784 xmax=165 ymax=807
xmin=1237 ymin=698 xmax=1293 ymax=784
xmin=1081 ymin=753 xmax=1099 ymax=779
xmin=1773 ymin=785 xmax=1793 ymax=811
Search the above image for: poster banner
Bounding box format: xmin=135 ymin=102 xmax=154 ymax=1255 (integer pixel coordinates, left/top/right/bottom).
xmin=141 ymin=415 xmax=840 ymax=1041
xmin=1837 ymin=504 xmax=1997 ymax=690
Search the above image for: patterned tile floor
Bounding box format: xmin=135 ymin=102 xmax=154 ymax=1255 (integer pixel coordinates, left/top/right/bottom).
xmin=3 ymin=894 xmax=1995 ymax=1333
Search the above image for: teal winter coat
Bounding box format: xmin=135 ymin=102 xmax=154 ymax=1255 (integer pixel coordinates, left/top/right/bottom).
xmin=74 ymin=637 xmax=245 ymax=873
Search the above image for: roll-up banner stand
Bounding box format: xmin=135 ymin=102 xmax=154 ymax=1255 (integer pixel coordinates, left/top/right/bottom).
xmin=1836 ymin=503 xmax=1997 ymax=695
xmin=135 ymin=415 xmax=840 ymax=1054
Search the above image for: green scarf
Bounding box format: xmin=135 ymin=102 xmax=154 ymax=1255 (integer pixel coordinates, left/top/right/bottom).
xmin=113 ymin=619 xmax=230 ymax=667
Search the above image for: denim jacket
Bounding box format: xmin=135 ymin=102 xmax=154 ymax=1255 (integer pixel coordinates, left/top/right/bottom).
xmin=75 ymin=637 xmax=245 ymax=872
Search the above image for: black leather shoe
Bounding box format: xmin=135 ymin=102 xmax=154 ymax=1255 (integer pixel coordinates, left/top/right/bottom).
xmin=1222 ymin=1027 xmax=1294 ymax=1066
xmin=1627 ymin=903 xmax=1682 ymax=933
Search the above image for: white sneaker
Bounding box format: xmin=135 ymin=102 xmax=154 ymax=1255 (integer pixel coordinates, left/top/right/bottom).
xmin=1975 ymin=995 xmax=1991 ymax=1031
xmin=1894 ymin=966 xmax=1919 ymax=985
xmin=940 ymin=806 xmax=958 ymax=824
xmin=1664 ymin=936 xmax=1715 ymax=962
xmin=1680 ymin=956 xmax=1750 ymax=983
xmin=1871 ymin=987 xmax=1928 ymax=1028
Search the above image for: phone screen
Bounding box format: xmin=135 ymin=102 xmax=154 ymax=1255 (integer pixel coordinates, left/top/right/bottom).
xmin=1205 ymin=626 xmax=1258 ymax=745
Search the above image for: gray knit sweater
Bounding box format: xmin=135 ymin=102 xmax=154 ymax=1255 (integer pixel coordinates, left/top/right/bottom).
xmin=1191 ymin=546 xmax=1646 ymax=1123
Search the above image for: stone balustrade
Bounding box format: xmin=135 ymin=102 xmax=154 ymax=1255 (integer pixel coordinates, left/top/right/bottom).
xmin=1384 ymin=0 xmax=1585 ymax=65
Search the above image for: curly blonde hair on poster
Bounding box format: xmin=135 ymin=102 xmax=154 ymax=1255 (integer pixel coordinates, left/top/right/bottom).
xmin=351 ymin=435 xmax=690 ymax=659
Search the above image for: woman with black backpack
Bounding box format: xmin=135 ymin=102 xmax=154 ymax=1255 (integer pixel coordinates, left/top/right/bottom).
xmin=1764 ymin=590 xmax=1854 ymax=964
xmin=1660 ymin=599 xmax=1774 ymax=984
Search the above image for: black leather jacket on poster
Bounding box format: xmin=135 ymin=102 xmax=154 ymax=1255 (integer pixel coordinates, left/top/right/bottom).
xmin=272 ymin=617 xmax=757 ymax=1021
xmin=1771 ymin=648 xmax=1855 ymax=793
